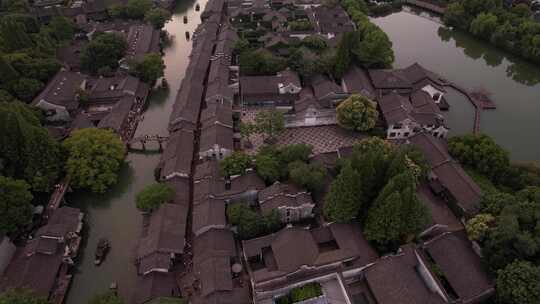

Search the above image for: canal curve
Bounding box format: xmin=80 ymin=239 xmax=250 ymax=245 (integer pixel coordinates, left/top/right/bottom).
xmin=372 ymin=9 xmax=540 ymax=161
xmin=65 ymin=1 xmax=205 ymax=303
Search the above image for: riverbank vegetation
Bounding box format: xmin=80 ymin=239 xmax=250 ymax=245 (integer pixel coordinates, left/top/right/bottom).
xmin=448 ymin=133 xmax=540 ymax=303
xmin=444 ymin=0 xmax=540 ymax=64
xmin=0 ymin=289 xmax=49 ymax=304
xmin=88 ymin=291 xmax=123 ymax=304
xmin=136 ymin=183 xmax=174 ymax=212
xmin=63 ymin=128 xmax=126 ymax=193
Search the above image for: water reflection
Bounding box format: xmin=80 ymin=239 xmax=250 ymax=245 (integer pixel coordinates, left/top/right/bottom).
xmin=437 ymin=27 xmax=540 ymax=86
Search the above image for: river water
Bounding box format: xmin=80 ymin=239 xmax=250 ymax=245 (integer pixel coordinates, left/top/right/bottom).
xmin=65 ymin=1 xmax=203 ymax=303
xmin=372 ymin=8 xmax=540 ymax=161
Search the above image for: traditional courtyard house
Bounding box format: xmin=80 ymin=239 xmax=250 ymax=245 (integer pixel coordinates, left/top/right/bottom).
xmin=240 ymin=70 xmax=301 ymax=108
xmin=194 ymin=168 xmax=266 ymax=204
xmin=308 ymin=5 xmax=355 ymax=38
xmin=285 ymin=87 xmax=337 ymax=127
xmin=179 ymin=229 xmax=251 ymax=304
xmin=84 ymin=75 xmax=150 ymax=134
xmin=311 ymin=74 xmax=349 ymax=106
xmin=258 ymin=181 xmax=315 ymax=223
xmin=420 ymin=230 xmax=495 ymax=303
xmin=401 ymin=63 xmax=448 ymax=109
xmin=0 ymin=207 xmax=84 ymax=299
xmin=407 ymin=132 xmax=482 ymax=217
xmin=342 ymin=66 xmax=377 ymax=100
xmin=136 ymin=203 xmax=187 ymax=276
xmin=32 ymin=70 xmax=87 ymax=121
xmin=242 ymin=223 xmax=378 ymax=302
xmin=379 ymin=91 xmax=448 ymax=140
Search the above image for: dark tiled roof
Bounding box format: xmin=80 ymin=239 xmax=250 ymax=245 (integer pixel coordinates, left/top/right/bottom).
xmin=342 ymin=66 xmax=376 ymax=100
xmin=416 ymin=183 xmax=463 ymax=232
xmin=258 ymin=182 xmax=313 ymax=214
xmin=407 ymin=133 xmax=482 ymax=214
xmin=32 ymin=70 xmax=86 ymax=109
xmin=241 ymin=70 xmax=300 ymax=97
xmin=138 ymin=252 xmax=172 ymax=275
xmin=0 ymin=247 xmax=63 ymax=298
xmin=160 ymin=130 xmax=195 ymax=180
xmin=137 ymin=203 xmax=187 ymax=259
xmin=311 ymin=74 xmax=345 ymax=101
xmin=243 ymin=224 xmax=378 ymax=285
xmin=37 ymin=207 xmax=82 ymax=238
xmin=192 ymin=198 xmax=227 ymax=235
xmin=365 ymin=245 xmax=446 ymax=304
xmin=97 ymin=95 xmax=136 ymax=132
xmin=368 ymin=69 xmax=412 ymax=90
xmin=423 ymin=230 xmax=494 ymax=302
xmin=312 ymin=5 xmax=354 ymax=34
xmin=378 ymin=91 xmax=414 ymax=125
xmin=132 ymin=272 xmax=180 ymax=304
xmin=402 ymin=63 xmax=444 ymax=86
xmin=199 ymin=124 xmax=234 ymax=152
xmin=193 ymin=229 xmax=236 ymax=265
xmin=125 ymin=24 xmax=161 ymax=61
xmin=200 ymin=102 xmax=233 ymax=129
xmin=193 ymin=160 xmax=220 ymax=182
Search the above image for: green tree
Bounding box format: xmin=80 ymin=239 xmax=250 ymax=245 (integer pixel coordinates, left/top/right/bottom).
xmin=279 ymin=144 xmax=312 ymax=164
xmin=48 ymin=16 xmax=75 ymax=42
xmin=132 ymin=53 xmax=165 ymax=85
xmin=9 ymin=77 xmax=43 ymax=101
xmin=470 ymin=13 xmax=498 ymax=40
xmin=0 ymin=55 xmax=19 ymax=84
xmin=465 ymin=213 xmax=495 ymax=241
xmin=144 ymin=8 xmax=171 ymax=29
xmin=124 ymin=0 xmax=152 ymax=19
xmin=0 ymin=101 xmax=64 ymax=192
xmin=353 ymin=24 xmax=394 ymax=68
xmin=254 ymin=109 xmax=285 ymax=140
xmin=88 ymin=291 xmax=123 ymax=304
xmin=480 ymin=191 xmax=517 ymax=215
xmin=448 ymin=134 xmax=510 ymax=183
xmin=0 ymin=176 xmax=33 ymax=234
xmin=81 ymin=33 xmax=128 ymax=74
xmin=255 ymin=146 xmax=283 ymax=183
xmin=288 ymin=161 xmax=325 ymax=192
xmin=63 ymin=128 xmax=126 ymax=193
xmin=220 ymin=151 xmax=252 ymax=177
xmin=491 ymin=21 xmax=517 ymax=50
xmin=301 ymin=36 xmax=327 ymax=51
xmin=0 ymin=17 xmax=33 ymax=52
xmin=333 ymin=31 xmax=356 ymax=78
xmin=136 ymin=183 xmax=174 ymax=212
xmin=239 ymin=49 xmax=286 ymax=75
xmin=364 ymin=172 xmax=429 ymax=246
xmin=324 ymin=165 xmax=362 ymax=223
xmin=0 ymin=289 xmax=49 ymax=304
xmin=336 ymin=94 xmax=378 ymax=132
xmin=496 ymin=261 xmax=540 ymax=304
xmin=227 ymin=203 xmax=281 ymax=239
xmin=443 ymin=2 xmax=468 ymax=29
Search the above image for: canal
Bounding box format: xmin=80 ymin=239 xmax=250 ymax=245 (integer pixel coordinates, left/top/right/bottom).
xmin=65 ymin=1 xmax=205 ymax=303
xmin=372 ymin=8 xmax=540 ymax=161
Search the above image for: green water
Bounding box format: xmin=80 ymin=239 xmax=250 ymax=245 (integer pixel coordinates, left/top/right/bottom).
xmin=65 ymin=1 xmax=204 ymax=302
xmin=372 ymin=9 xmax=540 ymax=161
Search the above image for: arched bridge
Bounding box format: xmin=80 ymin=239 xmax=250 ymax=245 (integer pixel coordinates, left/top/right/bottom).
xmin=127 ymin=135 xmax=169 ymax=152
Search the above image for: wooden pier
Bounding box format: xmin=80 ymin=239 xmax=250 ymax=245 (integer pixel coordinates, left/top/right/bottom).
xmin=127 ymin=135 xmax=169 ymax=152
xmin=443 ymin=82 xmax=496 ymax=134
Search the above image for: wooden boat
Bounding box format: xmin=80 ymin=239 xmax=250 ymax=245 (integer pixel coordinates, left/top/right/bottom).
xmin=195 ymin=3 xmax=200 ymax=11
xmin=94 ymin=238 xmax=110 ymax=265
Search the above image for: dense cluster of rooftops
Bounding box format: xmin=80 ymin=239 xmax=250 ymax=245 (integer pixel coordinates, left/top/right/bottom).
xmin=0 ymin=0 xmax=494 ymax=303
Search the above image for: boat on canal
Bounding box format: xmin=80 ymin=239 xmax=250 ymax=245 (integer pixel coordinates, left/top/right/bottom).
xmin=94 ymin=238 xmax=110 ymax=265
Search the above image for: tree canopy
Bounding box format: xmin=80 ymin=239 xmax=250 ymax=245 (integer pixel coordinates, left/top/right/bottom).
xmin=0 ymin=101 xmax=64 ymax=192
xmin=496 ymin=261 xmax=540 ymax=304
xmin=136 ymin=183 xmax=174 ymax=212
xmin=131 ymin=53 xmax=165 ymax=85
xmin=324 ymin=164 xmax=362 ymax=223
xmin=254 ymin=109 xmax=285 ymax=140
xmin=227 ymin=203 xmax=282 ymax=240
xmin=288 ymin=161 xmax=326 ymax=193
xmin=81 ymin=33 xmax=128 ymax=75
xmin=0 ymin=289 xmax=49 ymax=304
xmin=220 ymin=151 xmax=252 ymax=177
xmin=63 ymin=128 xmax=126 ymax=193
xmin=144 ymin=8 xmax=172 ymax=29
xmin=239 ymin=49 xmax=287 ymax=75
xmin=336 ymin=94 xmax=378 ymax=132
xmin=0 ymin=176 xmax=33 ymax=234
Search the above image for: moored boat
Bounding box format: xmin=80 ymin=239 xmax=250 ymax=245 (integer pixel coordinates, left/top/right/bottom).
xmin=94 ymin=238 xmax=110 ymax=265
